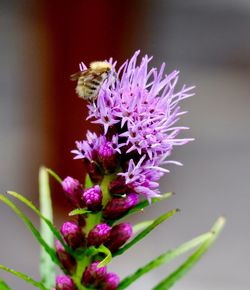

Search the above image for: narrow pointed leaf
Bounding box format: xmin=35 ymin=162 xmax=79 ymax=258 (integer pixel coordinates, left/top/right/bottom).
xmin=0 ymin=194 xmax=58 ymax=266
xmin=68 ymin=208 xmax=91 ymax=216
xmin=0 ymin=279 xmax=11 ymax=290
xmin=152 ymin=217 xmax=226 ymax=290
xmin=117 ymin=232 xmax=212 ymax=289
xmin=46 ymin=168 xmax=62 ymax=184
xmin=114 ymin=209 xmax=178 ymax=257
xmin=39 ymin=167 xmax=56 ymax=288
xmin=85 ymin=245 xmax=112 ymax=268
xmin=84 ymin=174 xmax=93 ymax=188
xmin=7 ymin=191 xmax=72 ymax=255
xmin=0 ymin=265 xmax=48 ymax=290
xmin=97 ymin=245 xmax=112 ymax=268
xmin=133 ymin=220 xmax=154 ymax=235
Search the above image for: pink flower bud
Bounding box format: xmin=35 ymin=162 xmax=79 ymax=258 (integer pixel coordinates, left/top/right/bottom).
xmin=82 ymin=185 xmax=102 ymax=212
xmin=87 ymin=223 xmax=111 ymax=247
xmin=102 ymin=272 xmax=120 ymax=290
xmin=55 ymin=275 xmax=76 ymax=290
xmin=106 ymin=223 xmax=132 ymax=253
xmin=82 ymin=262 xmax=107 ymax=288
xmin=62 ymin=176 xmax=82 ymax=206
xmin=60 ymin=221 xmax=85 ymax=249
xmin=84 ymin=159 xmax=104 ymax=184
xmin=98 ymin=141 xmax=118 ymax=173
xmin=103 ymin=193 xmax=139 ymax=220
xmin=55 ymin=240 xmax=76 ymax=274
xmin=108 ymin=176 xmax=129 ymax=196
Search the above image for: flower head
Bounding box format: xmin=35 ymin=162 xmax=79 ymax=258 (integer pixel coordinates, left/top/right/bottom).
xmin=87 ymin=51 xmax=194 ymax=160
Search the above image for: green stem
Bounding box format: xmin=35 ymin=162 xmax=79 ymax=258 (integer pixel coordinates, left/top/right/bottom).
xmin=72 ymin=256 xmax=90 ymax=290
xmin=100 ymin=174 xmax=113 ymax=207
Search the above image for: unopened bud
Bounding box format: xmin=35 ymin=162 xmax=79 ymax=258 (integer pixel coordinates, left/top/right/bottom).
xmin=55 ymin=240 xmax=76 ymax=274
xmin=102 ymin=272 xmax=120 ymax=290
xmin=84 ymin=159 xmax=104 ymax=184
xmin=82 ymin=262 xmax=107 ymax=288
xmin=108 ymin=176 xmax=129 ymax=196
xmin=60 ymin=221 xmax=84 ymax=249
xmin=55 ymin=275 xmax=76 ymax=290
xmin=87 ymin=223 xmax=111 ymax=247
xmin=82 ymin=185 xmax=102 ymax=212
xmin=62 ymin=177 xmax=82 ymax=206
xmin=103 ymin=193 xmax=139 ymax=220
xmin=98 ymin=142 xmax=118 ymax=173
xmin=106 ymin=223 xmax=132 ymax=253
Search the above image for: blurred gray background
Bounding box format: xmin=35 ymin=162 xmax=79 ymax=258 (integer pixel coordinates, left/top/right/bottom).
xmin=0 ymin=1 xmax=249 ymax=289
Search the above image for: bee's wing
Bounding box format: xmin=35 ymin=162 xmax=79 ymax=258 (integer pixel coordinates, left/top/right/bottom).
xmin=70 ymin=71 xmax=83 ymax=81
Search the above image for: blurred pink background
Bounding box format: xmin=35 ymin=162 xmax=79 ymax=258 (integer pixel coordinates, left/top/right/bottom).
xmin=0 ymin=1 xmax=249 ymax=289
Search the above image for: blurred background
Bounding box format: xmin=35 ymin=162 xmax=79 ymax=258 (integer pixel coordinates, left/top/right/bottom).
xmin=0 ymin=0 xmax=249 ymax=289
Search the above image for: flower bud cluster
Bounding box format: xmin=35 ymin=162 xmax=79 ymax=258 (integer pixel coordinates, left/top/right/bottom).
xmin=56 ymin=181 xmax=135 ymax=289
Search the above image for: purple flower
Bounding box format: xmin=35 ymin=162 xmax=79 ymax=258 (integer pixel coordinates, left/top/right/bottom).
xmin=55 ymin=240 xmax=76 ymax=274
xmin=87 ymin=223 xmax=111 ymax=247
xmin=82 ymin=185 xmax=103 ymax=212
xmin=71 ymin=131 xmax=99 ymax=161
xmin=55 ymin=275 xmax=76 ymax=290
xmin=106 ymin=223 xmax=132 ymax=253
xmin=60 ymin=221 xmax=85 ymax=249
xmin=82 ymin=262 xmax=107 ymax=288
xmin=87 ymin=51 xmax=193 ymax=158
xmin=103 ymin=193 xmax=139 ymax=220
xmin=118 ymin=155 xmax=164 ymax=200
xmin=72 ymin=133 xmax=119 ymax=163
xmin=102 ymin=272 xmax=120 ymax=290
xmin=62 ymin=176 xmax=82 ymax=206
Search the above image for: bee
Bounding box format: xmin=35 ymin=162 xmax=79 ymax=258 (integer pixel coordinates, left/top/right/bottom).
xmin=70 ymin=61 xmax=113 ymax=102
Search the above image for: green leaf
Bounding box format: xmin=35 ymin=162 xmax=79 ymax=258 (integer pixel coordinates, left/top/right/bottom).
xmin=0 ymin=194 xmax=58 ymax=266
xmin=68 ymin=208 xmax=91 ymax=216
xmin=117 ymin=231 xmax=212 ymax=289
xmin=97 ymin=245 xmax=112 ymax=267
xmin=132 ymin=220 xmax=154 ymax=235
xmin=7 ymin=191 xmax=72 ymax=255
xmin=85 ymin=245 xmax=112 ymax=268
xmin=39 ymin=167 xmax=56 ymax=288
xmin=152 ymin=217 xmax=226 ymax=290
xmin=0 ymin=279 xmax=11 ymax=290
xmin=84 ymin=174 xmax=93 ymax=188
xmin=114 ymin=209 xmax=178 ymax=257
xmin=111 ymin=192 xmax=173 ymax=225
xmin=0 ymin=265 xmax=48 ymax=290
xmin=46 ymin=168 xmax=62 ymax=184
